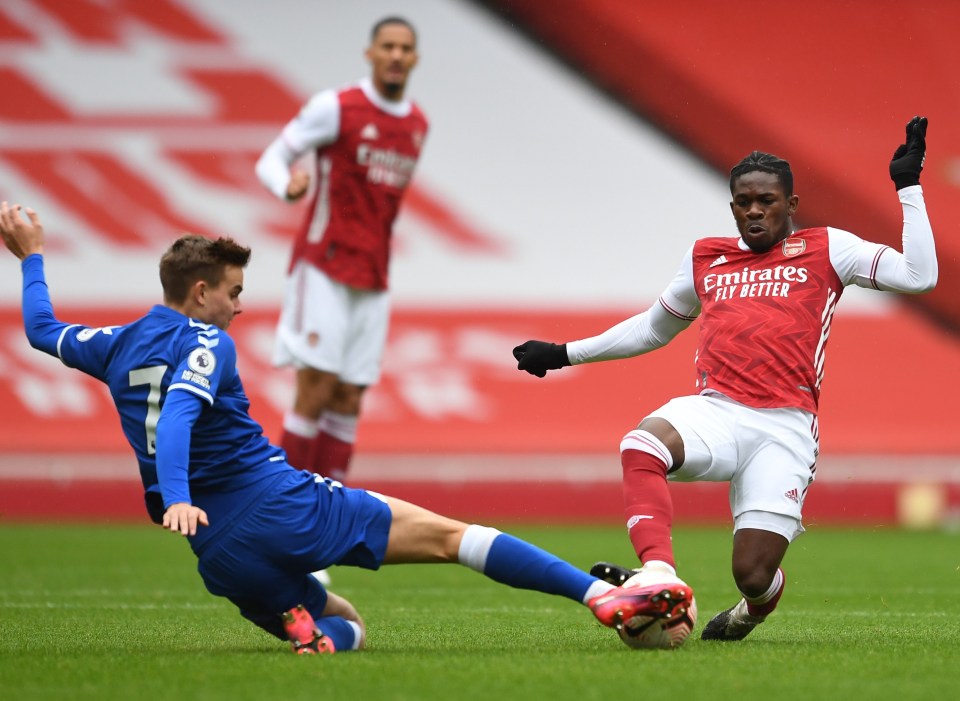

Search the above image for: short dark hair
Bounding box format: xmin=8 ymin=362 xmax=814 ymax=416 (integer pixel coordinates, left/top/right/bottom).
xmin=159 ymin=235 xmax=251 ymax=304
xmin=371 ymin=16 xmax=416 ymax=44
xmin=730 ymin=151 xmax=794 ymax=197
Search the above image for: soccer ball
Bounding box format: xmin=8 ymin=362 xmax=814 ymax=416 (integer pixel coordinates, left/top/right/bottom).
xmin=618 ymin=595 xmax=697 ymax=649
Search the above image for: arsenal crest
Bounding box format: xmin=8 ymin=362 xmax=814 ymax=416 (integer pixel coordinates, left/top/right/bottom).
xmin=782 ymin=238 xmax=806 ymax=257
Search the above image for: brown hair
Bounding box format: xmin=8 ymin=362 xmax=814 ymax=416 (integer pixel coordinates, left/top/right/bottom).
xmin=159 ymin=235 xmax=251 ymax=304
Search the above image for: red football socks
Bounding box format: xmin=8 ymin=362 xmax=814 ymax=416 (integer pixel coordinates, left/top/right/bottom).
xmin=311 ymin=431 xmax=353 ymax=483
xmin=621 ymin=448 xmax=675 ymax=568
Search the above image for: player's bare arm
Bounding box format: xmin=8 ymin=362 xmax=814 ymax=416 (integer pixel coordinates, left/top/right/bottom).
xmin=0 ymin=201 xmax=45 ymax=260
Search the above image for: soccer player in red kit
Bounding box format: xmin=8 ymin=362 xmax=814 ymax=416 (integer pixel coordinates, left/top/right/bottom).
xmin=513 ymin=117 xmax=937 ymax=644
xmin=256 ymin=16 xmax=428 ymax=485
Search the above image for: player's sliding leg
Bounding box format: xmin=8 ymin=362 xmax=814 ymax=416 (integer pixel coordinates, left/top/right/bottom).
xmin=457 ymin=524 xmax=693 ymax=633
xmin=457 ymin=524 xmax=614 ymax=603
xmin=382 ymin=497 xmax=614 ymax=605
xmin=385 ymin=499 xmax=690 ymax=637
xmin=588 ymin=580 xmax=695 ymax=631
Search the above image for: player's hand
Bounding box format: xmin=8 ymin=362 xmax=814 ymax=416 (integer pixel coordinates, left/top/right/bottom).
xmin=286 ymin=170 xmax=310 ymax=200
xmin=0 ymin=201 xmax=45 ymax=260
xmin=512 ymin=340 xmax=570 ymax=378
xmin=162 ymin=502 xmax=209 ymax=536
xmin=889 ymin=116 xmax=928 ymax=191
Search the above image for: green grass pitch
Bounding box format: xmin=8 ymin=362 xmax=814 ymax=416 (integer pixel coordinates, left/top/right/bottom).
xmin=1 ymin=523 xmax=958 ymax=700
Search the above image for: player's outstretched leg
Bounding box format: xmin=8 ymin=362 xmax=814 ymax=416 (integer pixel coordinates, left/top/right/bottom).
xmin=282 ymin=604 xmax=336 ymax=655
xmin=384 ymin=500 xmax=615 ymax=606
xmin=588 ymin=580 xmax=694 ymax=631
xmin=588 ymin=560 xmax=697 ymax=648
xmin=457 ymin=525 xmax=614 ymax=604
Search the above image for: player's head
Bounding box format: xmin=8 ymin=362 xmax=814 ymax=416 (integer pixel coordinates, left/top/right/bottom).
xmin=159 ymin=235 xmax=251 ymax=330
xmin=366 ymin=16 xmax=418 ymax=100
xmin=729 ymin=151 xmax=799 ymax=253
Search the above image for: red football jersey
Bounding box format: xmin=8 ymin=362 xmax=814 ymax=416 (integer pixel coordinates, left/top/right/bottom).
xmin=291 ymin=85 xmax=428 ymax=290
xmin=692 ymin=228 xmax=842 ymax=413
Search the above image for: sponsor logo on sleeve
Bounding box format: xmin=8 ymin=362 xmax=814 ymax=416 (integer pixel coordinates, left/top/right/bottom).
xmin=187 ymin=347 xmax=216 ymax=376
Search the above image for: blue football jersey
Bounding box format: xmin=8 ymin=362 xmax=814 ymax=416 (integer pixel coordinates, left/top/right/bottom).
xmin=21 ymin=256 xmax=287 ymax=520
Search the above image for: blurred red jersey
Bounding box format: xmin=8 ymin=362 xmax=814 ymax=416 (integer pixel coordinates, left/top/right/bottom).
xmin=691 ymin=228 xmax=842 ymax=413
xmin=291 ymin=85 xmax=428 ymax=290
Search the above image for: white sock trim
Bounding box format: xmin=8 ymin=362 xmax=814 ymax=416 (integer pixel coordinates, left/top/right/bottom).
xmin=743 ymin=567 xmax=783 ymax=606
xmin=583 ymin=580 xmax=615 ymax=604
xmin=283 ymin=412 xmax=319 ymax=438
xmin=318 ymin=411 xmax=358 ymax=443
xmin=457 ymin=524 xmax=500 ymax=573
xmin=346 ymin=620 xmax=363 ymax=650
xmin=620 ymin=429 xmax=674 ymax=470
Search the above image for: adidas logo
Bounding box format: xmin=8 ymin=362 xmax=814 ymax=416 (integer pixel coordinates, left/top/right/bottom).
xmin=709 ymin=255 xmax=728 ymax=268
xmin=784 ymin=488 xmax=799 ymax=504
xmin=360 ymin=123 xmax=379 ymax=140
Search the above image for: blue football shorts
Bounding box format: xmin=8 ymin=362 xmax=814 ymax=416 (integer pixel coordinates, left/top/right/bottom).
xmin=196 ymin=469 xmax=392 ymax=614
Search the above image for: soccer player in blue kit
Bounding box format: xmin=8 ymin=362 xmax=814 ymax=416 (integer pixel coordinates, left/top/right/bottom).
xmin=0 ymin=201 xmax=680 ymax=654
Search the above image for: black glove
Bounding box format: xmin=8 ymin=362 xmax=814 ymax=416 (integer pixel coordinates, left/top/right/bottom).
xmin=889 ymin=116 xmax=928 ymax=190
xmin=512 ymin=340 xmax=570 ymax=378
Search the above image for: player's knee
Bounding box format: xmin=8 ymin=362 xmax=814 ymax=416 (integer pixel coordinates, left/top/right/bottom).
xmin=330 ymin=382 xmax=365 ymax=413
xmin=620 ymin=428 xmax=677 ymax=471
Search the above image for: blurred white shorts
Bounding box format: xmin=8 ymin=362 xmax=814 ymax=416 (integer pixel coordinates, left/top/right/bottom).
xmin=272 ymin=261 xmax=390 ymax=386
xmin=646 ymin=393 xmax=818 ymax=541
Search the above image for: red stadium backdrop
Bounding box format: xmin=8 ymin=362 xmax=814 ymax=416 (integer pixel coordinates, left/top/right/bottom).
xmin=2 ymin=307 xmax=959 ymax=526
xmin=1 ymin=0 xmax=959 ymax=526
xmin=476 ymin=0 xmax=960 ymax=330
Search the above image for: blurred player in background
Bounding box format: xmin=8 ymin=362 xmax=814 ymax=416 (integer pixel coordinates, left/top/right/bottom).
xmin=2 ymin=203 xmax=688 ymax=655
xmin=255 ymin=16 xmax=428 ymax=486
xmin=513 ymin=117 xmax=937 ymax=643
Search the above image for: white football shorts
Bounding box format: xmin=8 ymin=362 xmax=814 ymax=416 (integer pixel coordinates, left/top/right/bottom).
xmin=272 ymin=261 xmax=391 ymax=386
xmin=647 ymin=393 xmax=818 ymax=542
